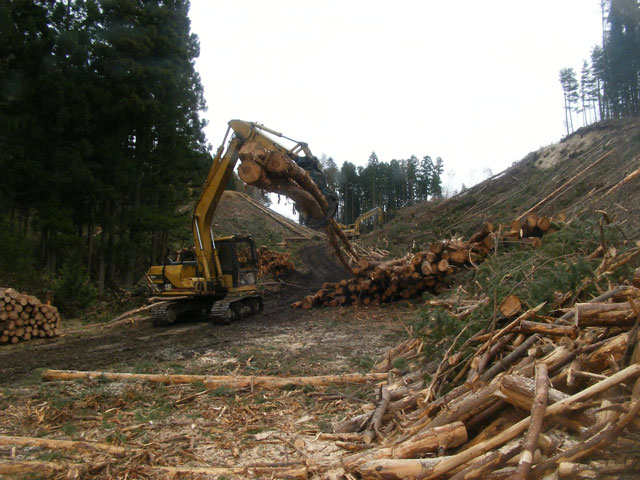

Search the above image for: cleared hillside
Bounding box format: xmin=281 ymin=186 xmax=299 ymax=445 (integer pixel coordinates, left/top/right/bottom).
xmin=372 ymin=119 xmax=640 ymax=254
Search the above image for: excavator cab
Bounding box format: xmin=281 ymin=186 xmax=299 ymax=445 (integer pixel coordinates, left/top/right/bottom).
xmin=214 ymin=235 xmax=259 ymax=289
xmin=146 ymin=235 xmax=260 ymax=326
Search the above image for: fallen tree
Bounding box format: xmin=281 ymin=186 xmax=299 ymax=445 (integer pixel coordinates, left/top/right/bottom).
xmin=42 ymin=369 xmax=388 ymax=390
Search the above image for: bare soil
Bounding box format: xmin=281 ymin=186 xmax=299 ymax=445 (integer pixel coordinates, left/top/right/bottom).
xmin=0 ymin=245 xmax=391 ymax=384
xmin=0 ymin=246 xmax=418 ymax=479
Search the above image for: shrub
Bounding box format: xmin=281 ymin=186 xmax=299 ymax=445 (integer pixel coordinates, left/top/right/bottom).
xmin=53 ymin=258 xmax=97 ymax=316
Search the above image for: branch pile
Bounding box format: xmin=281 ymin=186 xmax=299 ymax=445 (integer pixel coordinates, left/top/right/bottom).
xmin=0 ymin=288 xmax=60 ymax=345
xmin=256 ymin=246 xmax=295 ymax=277
xmin=293 ymin=215 xmax=554 ymax=309
xmin=334 ymin=281 xmax=640 ymax=479
xmin=237 ymin=140 xmax=358 ymax=270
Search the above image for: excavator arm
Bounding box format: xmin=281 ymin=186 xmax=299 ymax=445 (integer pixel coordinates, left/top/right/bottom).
xmin=192 ymin=120 xmax=337 ymax=289
xmin=353 ymin=207 xmax=384 ymax=234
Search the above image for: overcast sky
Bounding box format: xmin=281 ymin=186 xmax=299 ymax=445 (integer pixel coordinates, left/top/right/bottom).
xmin=188 ymin=1 xmax=603 ymax=212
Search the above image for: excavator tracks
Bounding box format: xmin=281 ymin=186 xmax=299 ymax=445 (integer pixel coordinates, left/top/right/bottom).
xmin=210 ymin=295 xmax=263 ymax=324
xmin=151 ymin=302 xmax=177 ymax=327
xmin=152 ymin=296 xmax=263 ymax=327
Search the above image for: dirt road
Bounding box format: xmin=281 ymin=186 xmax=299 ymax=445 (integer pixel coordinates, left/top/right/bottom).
xmin=0 ymin=245 xmax=409 ymax=385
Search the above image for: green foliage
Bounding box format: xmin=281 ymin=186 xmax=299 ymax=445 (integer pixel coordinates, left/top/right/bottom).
xmin=349 ymin=354 xmax=376 ymax=372
xmin=336 ymin=153 xmax=444 ymax=225
xmin=472 ymin=219 xmax=615 ymax=319
xmin=567 ymin=1 xmax=640 ymax=127
xmin=62 ymin=421 xmax=77 ymax=437
xmin=0 ymin=0 xmax=210 ymax=293
xmin=53 ymin=258 xmax=97 ymax=317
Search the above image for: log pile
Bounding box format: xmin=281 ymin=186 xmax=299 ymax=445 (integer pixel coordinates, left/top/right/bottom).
xmin=293 ymin=216 xmax=554 ymax=309
xmin=334 ymin=284 xmax=640 ymax=479
xmin=0 ymin=288 xmax=60 ymax=345
xmin=256 ymin=246 xmax=295 ymax=277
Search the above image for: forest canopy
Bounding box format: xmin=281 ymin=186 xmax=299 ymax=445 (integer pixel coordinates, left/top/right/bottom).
xmin=0 ymin=0 xmax=211 ymax=292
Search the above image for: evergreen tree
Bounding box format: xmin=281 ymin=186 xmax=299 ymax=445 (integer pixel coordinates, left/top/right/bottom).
xmin=590 ymin=46 xmax=605 ymax=121
xmin=0 ymin=0 xmax=209 ymax=293
xmin=559 ymin=67 xmax=579 ymax=135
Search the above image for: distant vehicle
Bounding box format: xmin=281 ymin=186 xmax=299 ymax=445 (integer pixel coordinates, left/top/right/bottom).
xmin=339 ymin=207 xmax=384 ymax=238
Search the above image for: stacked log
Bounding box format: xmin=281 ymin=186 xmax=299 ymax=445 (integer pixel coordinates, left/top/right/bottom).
xmin=334 ymin=284 xmax=640 ymax=479
xmin=0 ymin=288 xmax=61 ymax=345
xmin=293 ymin=217 xmax=553 ymax=309
xmin=256 ymin=246 xmax=295 ymax=277
xmin=500 ymin=213 xmax=556 ymax=247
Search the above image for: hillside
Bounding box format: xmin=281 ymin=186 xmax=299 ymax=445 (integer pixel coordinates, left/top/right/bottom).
xmin=213 ymin=190 xmax=322 ymax=245
xmin=369 ymin=119 xmax=640 ymax=255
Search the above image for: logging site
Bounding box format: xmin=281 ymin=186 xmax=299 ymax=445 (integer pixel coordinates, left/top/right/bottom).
xmin=4 ymin=2 xmax=640 ymax=479
xmin=3 ymin=117 xmax=640 ymax=479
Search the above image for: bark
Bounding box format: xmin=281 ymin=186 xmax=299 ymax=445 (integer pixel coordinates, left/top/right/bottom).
xmin=0 ymin=461 xmax=82 ymax=476
xmin=449 ymin=445 xmax=521 ymax=480
xmin=498 ymin=374 xmax=596 ymax=429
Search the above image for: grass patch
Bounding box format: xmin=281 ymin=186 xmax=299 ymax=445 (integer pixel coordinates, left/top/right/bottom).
xmin=349 ymin=354 xmax=376 ymax=372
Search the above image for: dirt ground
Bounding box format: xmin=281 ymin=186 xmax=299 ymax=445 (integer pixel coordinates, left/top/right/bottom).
xmin=0 ymin=246 xmax=421 ymax=479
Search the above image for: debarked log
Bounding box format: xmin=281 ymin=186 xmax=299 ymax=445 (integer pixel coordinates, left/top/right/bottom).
xmin=149 ymin=464 xmax=308 ymax=479
xmin=342 ymin=422 xmax=467 ymax=468
xmin=498 ymin=374 xmax=597 ymax=429
xmin=348 ymin=364 xmax=640 ymax=480
xmin=0 ymin=435 xmax=126 ymax=456
xmin=41 ymin=369 xmax=388 ymax=389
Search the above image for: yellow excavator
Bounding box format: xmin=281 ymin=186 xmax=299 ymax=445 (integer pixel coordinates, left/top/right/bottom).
xmin=146 ymin=120 xmax=337 ymax=326
xmin=340 ymin=207 xmax=384 ymax=238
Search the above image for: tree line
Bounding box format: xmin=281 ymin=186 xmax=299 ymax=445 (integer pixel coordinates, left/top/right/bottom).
xmin=1 ymin=0 xmax=210 ymax=294
xmin=320 ymin=153 xmax=444 ymax=226
xmin=559 ymin=0 xmax=640 ymax=134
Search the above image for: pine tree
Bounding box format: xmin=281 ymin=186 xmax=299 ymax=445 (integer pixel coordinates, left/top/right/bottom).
xmin=559 ymin=68 xmax=579 ymax=135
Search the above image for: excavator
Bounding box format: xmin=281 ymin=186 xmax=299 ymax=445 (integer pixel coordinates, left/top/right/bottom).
xmin=146 ymin=120 xmax=338 ymax=326
xmin=340 ymin=207 xmax=384 ymax=238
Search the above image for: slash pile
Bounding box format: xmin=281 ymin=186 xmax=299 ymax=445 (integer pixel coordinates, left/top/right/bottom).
xmin=293 ymin=215 xmax=555 ymax=309
xmin=0 ymin=288 xmax=60 ymax=344
xmin=332 ymin=275 xmax=640 ymax=479
xmin=256 ymin=246 xmax=295 ymax=277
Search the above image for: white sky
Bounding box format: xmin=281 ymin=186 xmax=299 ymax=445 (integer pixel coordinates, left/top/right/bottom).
xmin=188 ymin=1 xmax=603 ymax=215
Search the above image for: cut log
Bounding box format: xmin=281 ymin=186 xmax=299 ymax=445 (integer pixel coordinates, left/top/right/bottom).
xmin=237 ymin=158 xmax=267 ymax=184
xmin=0 ymin=435 xmax=125 ymax=455
xmin=516 ymin=320 xmax=577 ymax=337
xmin=42 ymin=369 xmax=388 ymax=389
xmin=514 ymin=363 xmax=549 ymax=480
xmin=499 ymin=295 xmax=522 ymax=318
